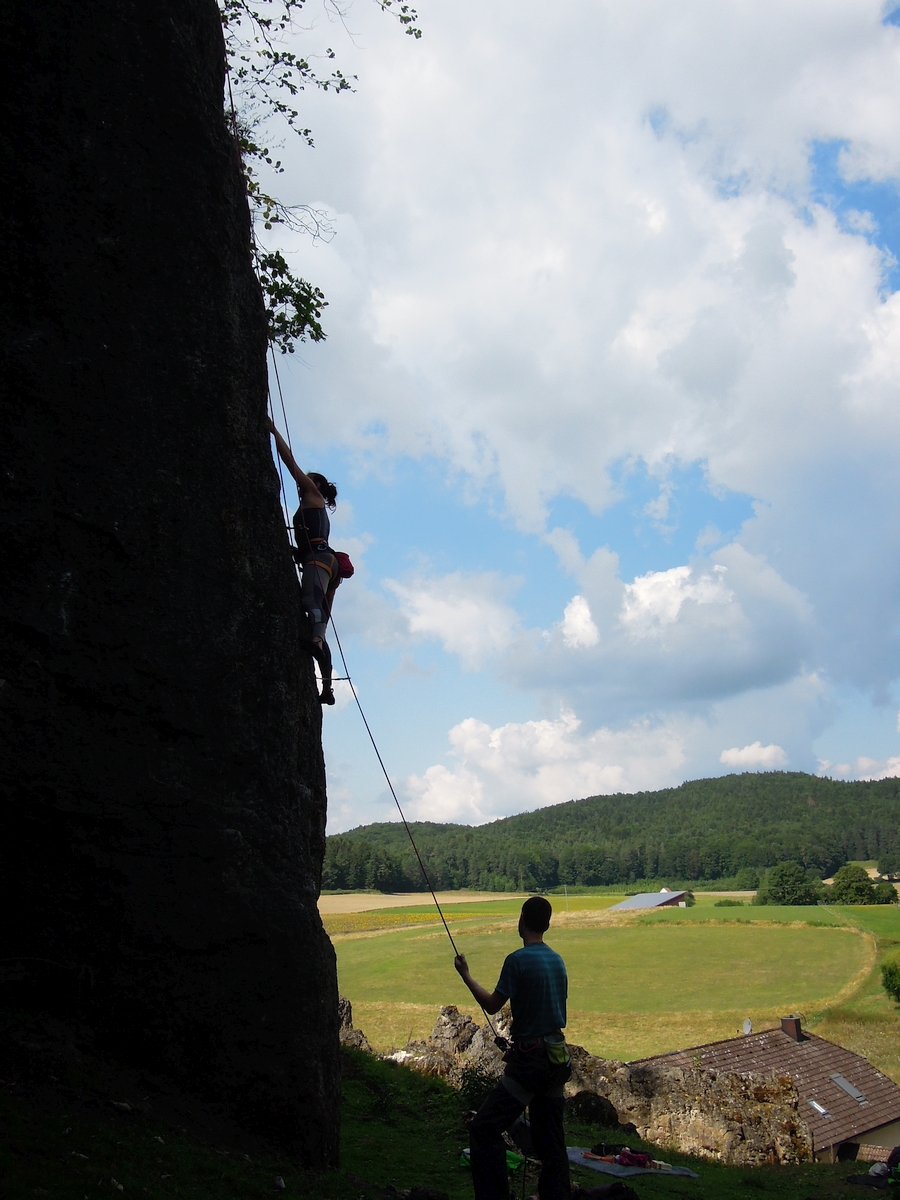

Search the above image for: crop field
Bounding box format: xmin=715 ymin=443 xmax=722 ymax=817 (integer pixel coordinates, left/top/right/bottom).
xmin=320 ymin=895 xmax=620 ymax=936
xmin=328 ymin=894 xmax=900 ymax=1075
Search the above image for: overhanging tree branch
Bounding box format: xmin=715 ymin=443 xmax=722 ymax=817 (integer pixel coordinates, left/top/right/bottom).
xmin=219 ymin=0 xmax=420 ymax=351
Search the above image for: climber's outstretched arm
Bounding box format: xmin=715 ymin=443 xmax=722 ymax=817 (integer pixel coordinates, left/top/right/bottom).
xmin=267 ymin=417 xmax=324 ymax=507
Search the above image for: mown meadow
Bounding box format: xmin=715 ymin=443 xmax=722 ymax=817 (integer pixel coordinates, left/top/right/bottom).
xmin=326 ymin=894 xmax=900 ymax=1075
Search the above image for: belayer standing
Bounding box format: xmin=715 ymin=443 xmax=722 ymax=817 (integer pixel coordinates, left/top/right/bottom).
xmin=268 ymin=417 xmax=341 ymax=705
xmin=454 ymin=896 xmax=571 ymax=1200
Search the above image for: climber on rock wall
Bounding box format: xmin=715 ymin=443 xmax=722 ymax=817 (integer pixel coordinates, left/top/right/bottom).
xmin=268 ymin=417 xmax=342 ymax=705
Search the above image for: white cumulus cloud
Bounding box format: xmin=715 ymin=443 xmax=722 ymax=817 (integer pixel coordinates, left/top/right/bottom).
xmin=272 ymin=1 xmax=900 ymax=818
xmin=719 ymin=741 xmax=788 ymax=768
xmin=561 ymin=595 xmax=599 ymax=648
xmin=385 ymin=572 xmax=521 ymax=669
xmin=405 ymin=709 xmax=687 ymax=823
xmin=850 ymin=755 xmax=900 ymax=781
xmin=620 ymin=565 xmax=733 ymax=637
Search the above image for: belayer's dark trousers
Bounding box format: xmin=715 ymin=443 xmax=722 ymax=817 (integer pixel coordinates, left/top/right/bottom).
xmin=470 ymin=1049 xmax=570 ymax=1200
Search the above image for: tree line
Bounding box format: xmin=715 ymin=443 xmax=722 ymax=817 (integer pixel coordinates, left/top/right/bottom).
xmin=322 ymin=772 xmax=900 ymax=892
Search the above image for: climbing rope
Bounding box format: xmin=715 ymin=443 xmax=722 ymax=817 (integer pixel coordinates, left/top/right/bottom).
xmin=228 ymin=59 xmax=504 ymax=1039
xmin=266 ymin=357 xmax=504 ymax=1040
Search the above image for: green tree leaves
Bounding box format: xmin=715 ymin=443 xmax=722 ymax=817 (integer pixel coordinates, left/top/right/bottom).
xmin=219 ymin=0 xmax=420 ymax=350
xmin=754 ymin=861 xmax=821 ymax=906
xmin=882 ymin=954 xmax=900 ymax=1004
xmin=255 ymin=250 xmax=326 ymax=348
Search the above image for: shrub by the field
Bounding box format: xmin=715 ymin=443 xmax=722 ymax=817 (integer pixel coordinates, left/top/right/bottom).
xmin=458 ymin=1062 xmax=500 ymax=1110
xmin=715 ymin=899 xmax=745 ymax=907
xmin=831 ymin=864 xmax=877 ymax=904
xmin=753 ymin=862 xmax=821 ymax=906
xmin=828 ymin=865 xmax=897 ymax=905
xmin=882 ymin=955 xmax=900 ymax=1004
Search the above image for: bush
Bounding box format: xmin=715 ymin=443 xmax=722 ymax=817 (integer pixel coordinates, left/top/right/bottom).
xmin=714 ymin=898 xmax=744 ymax=907
xmin=881 ymin=956 xmax=900 ymax=1004
xmin=878 ymin=853 xmax=900 ymax=881
xmin=873 ymin=880 xmax=898 ymax=905
xmin=755 ymin=861 xmax=820 ymax=906
xmin=830 ymin=864 xmax=876 ymax=904
xmin=458 ymin=1062 xmax=499 ymax=1110
xmin=684 ymin=889 xmax=696 ymax=907
xmin=734 ymin=867 xmax=760 ymax=890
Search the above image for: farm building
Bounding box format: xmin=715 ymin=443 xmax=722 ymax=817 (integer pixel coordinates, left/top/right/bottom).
xmin=608 ymin=888 xmax=688 ymax=911
xmin=633 ymin=1016 xmax=900 ymax=1161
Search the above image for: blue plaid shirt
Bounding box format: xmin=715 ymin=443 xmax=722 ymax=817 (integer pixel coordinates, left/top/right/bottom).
xmin=496 ymin=942 xmax=567 ymax=1040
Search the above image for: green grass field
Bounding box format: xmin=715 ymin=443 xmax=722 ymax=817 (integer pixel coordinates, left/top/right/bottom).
xmin=332 ymin=894 xmax=900 ymax=1072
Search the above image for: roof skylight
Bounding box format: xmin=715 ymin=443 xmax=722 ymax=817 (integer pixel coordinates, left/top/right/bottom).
xmin=830 ymin=1074 xmax=867 ymax=1105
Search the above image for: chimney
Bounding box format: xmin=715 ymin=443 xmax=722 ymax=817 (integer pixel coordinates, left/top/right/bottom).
xmin=781 ymin=1015 xmax=803 ymax=1041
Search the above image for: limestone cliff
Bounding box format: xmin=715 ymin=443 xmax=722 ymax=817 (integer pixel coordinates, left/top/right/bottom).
xmin=0 ymin=0 xmax=339 ymax=1163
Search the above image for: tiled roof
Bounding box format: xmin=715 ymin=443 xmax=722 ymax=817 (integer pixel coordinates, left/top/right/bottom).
xmin=608 ymin=891 xmax=687 ymax=911
xmin=632 ymin=1028 xmax=900 ymax=1151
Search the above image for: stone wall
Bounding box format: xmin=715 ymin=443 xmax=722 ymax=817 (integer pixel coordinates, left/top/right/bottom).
xmin=0 ymin=0 xmax=339 ymax=1163
xmin=389 ymin=1008 xmax=813 ymax=1165
xmin=568 ymin=1046 xmax=813 ymax=1165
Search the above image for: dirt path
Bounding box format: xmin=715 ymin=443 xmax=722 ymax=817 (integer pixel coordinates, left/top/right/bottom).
xmin=317 ymin=890 xmax=523 ymax=914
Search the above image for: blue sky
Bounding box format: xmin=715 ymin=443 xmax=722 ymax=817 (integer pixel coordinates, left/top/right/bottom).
xmin=249 ymin=0 xmax=900 ymax=830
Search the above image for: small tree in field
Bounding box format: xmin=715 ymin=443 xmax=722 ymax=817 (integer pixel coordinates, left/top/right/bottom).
xmin=873 ymin=880 xmax=898 ymax=905
xmin=878 ymin=853 xmax=900 ymax=881
xmin=830 ymin=864 xmax=876 ymax=904
xmin=754 ymin=861 xmax=819 ymax=906
xmin=882 ymin=956 xmax=900 ymax=1004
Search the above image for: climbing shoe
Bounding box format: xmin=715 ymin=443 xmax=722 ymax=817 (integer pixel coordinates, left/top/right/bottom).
xmin=319 ymin=687 xmax=336 ymax=705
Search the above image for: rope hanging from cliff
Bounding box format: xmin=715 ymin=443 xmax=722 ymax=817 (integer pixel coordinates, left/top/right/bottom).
xmin=265 ymin=355 xmax=457 ymax=937
xmin=232 ymin=54 xmax=501 ymax=1041
xmin=266 ymin=355 xmax=508 ymax=1041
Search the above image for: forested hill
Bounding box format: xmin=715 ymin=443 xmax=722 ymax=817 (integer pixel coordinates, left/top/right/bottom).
xmin=323 ymin=771 xmax=900 ymax=892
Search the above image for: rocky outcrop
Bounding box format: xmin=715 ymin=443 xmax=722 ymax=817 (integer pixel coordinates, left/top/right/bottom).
xmin=390 ymin=1009 xmax=813 ymax=1165
xmin=386 ymin=1005 xmax=510 ymax=1086
xmin=0 ymin=0 xmax=338 ymax=1164
xmin=568 ymin=1046 xmax=813 ymax=1165
xmin=339 ymin=998 xmax=373 ymax=1053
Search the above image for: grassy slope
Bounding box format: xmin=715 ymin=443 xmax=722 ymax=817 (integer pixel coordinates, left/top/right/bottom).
xmin=0 ymin=1047 xmax=868 ymax=1200
xmin=810 ymin=905 xmax=900 ymax=1082
xmin=333 ymin=896 xmax=900 ymax=1071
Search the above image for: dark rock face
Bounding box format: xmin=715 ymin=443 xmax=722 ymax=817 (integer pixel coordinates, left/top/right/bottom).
xmin=339 ymin=997 xmax=373 ymax=1053
xmin=0 ymin=0 xmax=339 ymax=1164
xmin=564 ymin=1089 xmax=620 ymax=1129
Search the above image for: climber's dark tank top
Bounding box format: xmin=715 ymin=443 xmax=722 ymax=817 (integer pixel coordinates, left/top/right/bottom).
xmin=293 ymin=504 xmax=330 ymax=553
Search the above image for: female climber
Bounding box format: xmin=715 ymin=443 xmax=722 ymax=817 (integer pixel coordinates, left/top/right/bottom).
xmin=267 ymin=417 xmax=340 ymax=705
